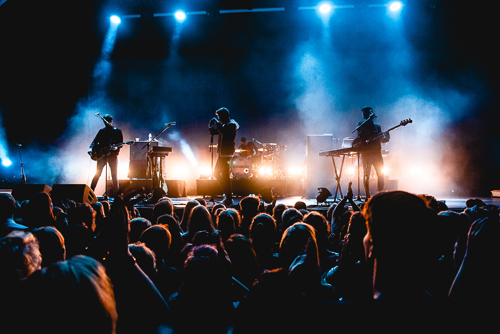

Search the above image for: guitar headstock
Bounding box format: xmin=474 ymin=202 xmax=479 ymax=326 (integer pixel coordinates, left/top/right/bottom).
xmin=400 ymin=118 xmax=413 ymax=126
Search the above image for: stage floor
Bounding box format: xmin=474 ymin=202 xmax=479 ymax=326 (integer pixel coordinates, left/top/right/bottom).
xmin=165 ymin=194 xmax=500 ymax=213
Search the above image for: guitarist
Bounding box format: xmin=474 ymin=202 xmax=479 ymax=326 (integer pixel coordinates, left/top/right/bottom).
xmin=88 ymin=114 xmax=123 ymax=195
xmin=353 ymin=106 xmax=390 ymax=199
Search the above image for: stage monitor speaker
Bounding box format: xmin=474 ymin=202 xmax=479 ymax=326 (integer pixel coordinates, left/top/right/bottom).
xmin=11 ymin=184 xmax=52 ymax=202
xmin=51 ymin=184 xmax=97 ymax=204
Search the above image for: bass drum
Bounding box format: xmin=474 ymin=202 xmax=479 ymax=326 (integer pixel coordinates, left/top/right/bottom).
xmin=231 ymin=157 xmax=251 ymax=179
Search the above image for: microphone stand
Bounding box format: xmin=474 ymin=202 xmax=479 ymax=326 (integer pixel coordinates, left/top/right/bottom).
xmin=17 ymin=144 xmax=26 ymax=184
xmin=142 ymin=123 xmax=174 ymax=200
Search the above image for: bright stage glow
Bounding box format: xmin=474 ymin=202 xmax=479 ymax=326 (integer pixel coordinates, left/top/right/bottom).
xmin=174 ymin=10 xmax=187 ymax=22
xmin=382 ymin=166 xmax=390 ymax=175
xmin=318 ymin=3 xmax=332 ymax=14
xmin=199 ymin=165 xmax=213 ymax=178
xmin=258 ymin=165 xmax=273 ymax=177
xmin=389 ymin=1 xmax=403 ymax=11
xmin=110 ymin=15 xmax=121 ymax=25
xmin=287 ymin=166 xmax=303 ymax=177
xmin=1 ymin=157 xmax=12 ymax=167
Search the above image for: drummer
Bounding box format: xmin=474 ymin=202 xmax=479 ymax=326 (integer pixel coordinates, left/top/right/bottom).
xmin=238 ymin=137 xmax=257 ymax=158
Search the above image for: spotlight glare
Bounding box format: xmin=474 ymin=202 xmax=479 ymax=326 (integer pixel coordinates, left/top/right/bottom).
xmin=174 ymin=10 xmax=187 ymax=22
xmin=319 ymin=3 xmax=332 ymax=14
xmin=110 ymin=15 xmax=121 ymax=24
xmin=2 ymin=158 xmax=12 ymax=167
xmin=389 ymin=1 xmax=402 ymax=11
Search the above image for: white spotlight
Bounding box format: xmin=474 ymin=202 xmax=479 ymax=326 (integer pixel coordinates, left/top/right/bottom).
xmin=1 ymin=157 xmax=12 ymax=167
xmin=389 ymin=1 xmax=403 ymax=11
xmin=319 ymin=3 xmax=332 ymax=14
xmin=110 ymin=15 xmax=121 ymax=25
xmin=174 ymin=10 xmax=187 ymax=22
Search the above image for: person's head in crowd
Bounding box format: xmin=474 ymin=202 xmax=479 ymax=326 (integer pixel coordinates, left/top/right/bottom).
xmin=91 ymin=201 xmax=106 ymax=226
xmin=239 ymin=196 xmax=261 ymax=216
xmin=129 ymin=242 xmax=157 ymax=280
xmin=303 ymin=211 xmax=331 ymax=257
xmin=0 ymin=193 xmax=28 ymax=237
xmin=194 ymin=197 xmax=207 ymax=207
xmin=32 ymin=226 xmax=65 ymax=267
xmin=0 ymin=193 xmax=17 ymax=222
xmin=362 ymin=190 xmax=437 ymax=300
xmin=23 ymin=191 xmax=57 ymax=228
xmin=0 ymin=231 xmax=42 ymax=286
xmin=129 ymin=217 xmax=152 ymax=244
xmin=211 ymin=203 xmax=226 ymax=221
xmin=152 ymin=197 xmax=174 ymax=223
xmin=226 ymin=208 xmax=242 ymax=232
xmin=140 ymin=224 xmax=171 ymax=263
xmin=272 ymin=203 xmax=288 ymax=231
xmin=293 ymin=201 xmax=307 ymax=211
xmin=250 ymin=213 xmax=277 ymax=246
xmin=279 ymin=208 xmax=303 ymax=236
xmin=69 ymin=202 xmax=97 ymax=232
xmin=25 ymin=255 xmax=117 ymax=334
xmin=185 ymin=205 xmax=215 ymax=242
xmin=180 ymin=200 xmax=200 ymax=232
xmin=216 ymin=210 xmax=236 ymax=243
xmin=157 ymin=214 xmax=184 ymax=261
xmin=326 ymin=202 xmax=337 ymax=224
xmin=279 ymin=222 xmax=319 ymax=272
xmin=224 ymin=234 xmax=261 ymax=288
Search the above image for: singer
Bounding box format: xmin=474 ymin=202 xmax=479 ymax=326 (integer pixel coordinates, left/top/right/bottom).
xmin=88 ymin=114 xmax=123 ymax=196
xmin=209 ymin=107 xmax=239 ymax=206
xmin=353 ymin=106 xmax=390 ymax=199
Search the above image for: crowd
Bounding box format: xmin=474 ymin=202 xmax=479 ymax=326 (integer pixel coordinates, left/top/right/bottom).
xmin=0 ymin=185 xmax=498 ymax=333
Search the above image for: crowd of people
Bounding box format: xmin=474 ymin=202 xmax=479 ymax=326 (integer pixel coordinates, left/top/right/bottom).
xmin=0 ymin=186 xmax=498 ymax=333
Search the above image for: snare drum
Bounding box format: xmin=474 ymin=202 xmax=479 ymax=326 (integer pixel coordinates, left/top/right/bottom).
xmin=231 ymin=156 xmax=251 ymax=179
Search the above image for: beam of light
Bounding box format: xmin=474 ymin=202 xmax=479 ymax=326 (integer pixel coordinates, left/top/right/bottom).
xmin=110 ymin=15 xmax=121 ymax=25
xmin=168 ymin=131 xmax=198 ymax=167
xmin=174 ymin=10 xmax=187 ymax=22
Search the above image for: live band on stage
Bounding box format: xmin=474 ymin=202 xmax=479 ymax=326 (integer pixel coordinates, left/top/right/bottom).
xmin=88 ymin=106 xmax=412 ymax=203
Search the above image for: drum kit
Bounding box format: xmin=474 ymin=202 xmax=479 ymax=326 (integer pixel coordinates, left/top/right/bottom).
xmin=232 ymin=142 xmax=287 ymax=179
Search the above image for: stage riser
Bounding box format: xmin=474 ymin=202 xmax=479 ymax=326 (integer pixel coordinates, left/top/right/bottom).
xmin=196 ymin=179 xmax=301 ymax=197
xmin=303 ymin=178 xmax=399 ymax=199
xmin=107 ymin=179 xmax=187 ymax=198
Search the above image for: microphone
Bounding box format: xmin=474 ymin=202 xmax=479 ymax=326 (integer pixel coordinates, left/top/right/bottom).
xmin=16 ymin=143 xmax=22 ymax=147
xmin=94 ymin=112 xmax=100 ymax=116
xmin=164 ymin=122 xmax=176 ymax=126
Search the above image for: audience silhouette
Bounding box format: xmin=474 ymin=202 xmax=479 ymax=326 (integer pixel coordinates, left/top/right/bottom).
xmin=1 ymin=185 xmax=497 ymax=333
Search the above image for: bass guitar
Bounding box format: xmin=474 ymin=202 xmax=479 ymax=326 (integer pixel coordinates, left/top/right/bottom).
xmin=89 ymin=140 xmax=135 ymax=161
xmin=353 ymin=118 xmax=412 ymax=148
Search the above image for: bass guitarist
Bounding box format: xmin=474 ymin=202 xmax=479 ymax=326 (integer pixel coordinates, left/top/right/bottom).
xmin=353 ymin=106 xmax=390 ymax=199
xmin=88 ymin=113 xmax=123 ymax=195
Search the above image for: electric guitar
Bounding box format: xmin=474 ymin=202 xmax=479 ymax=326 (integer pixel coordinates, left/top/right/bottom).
xmin=89 ymin=140 xmax=135 ymax=161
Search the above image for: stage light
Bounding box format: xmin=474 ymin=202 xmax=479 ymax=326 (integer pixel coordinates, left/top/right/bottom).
xmin=1 ymin=157 xmax=12 ymax=167
xmin=174 ymin=10 xmax=187 ymax=22
xmin=389 ymin=1 xmax=403 ymax=11
xmin=382 ymin=166 xmax=390 ymax=175
xmin=319 ymin=2 xmax=332 ymax=14
xmin=110 ymin=15 xmax=121 ymax=24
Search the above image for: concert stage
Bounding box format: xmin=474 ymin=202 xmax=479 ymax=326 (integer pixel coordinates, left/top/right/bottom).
xmin=3 ymin=181 xmax=500 ymax=223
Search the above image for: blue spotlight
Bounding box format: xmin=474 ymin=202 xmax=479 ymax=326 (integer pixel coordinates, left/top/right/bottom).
xmin=319 ymin=2 xmax=332 ymax=14
xmin=389 ymin=1 xmax=403 ymax=11
xmin=1 ymin=157 xmax=12 ymax=167
xmin=174 ymin=10 xmax=187 ymax=23
xmin=110 ymin=15 xmax=121 ymax=25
